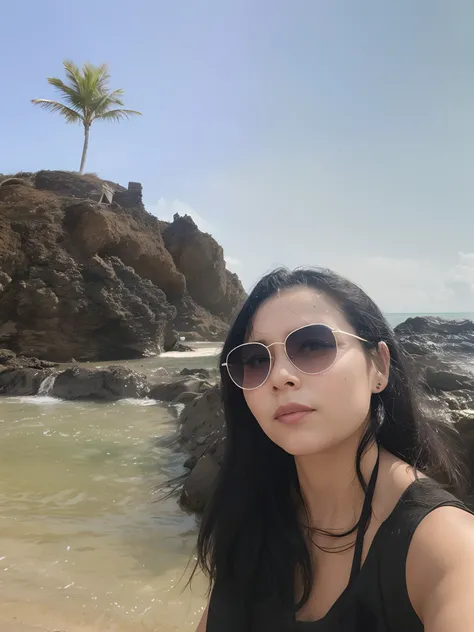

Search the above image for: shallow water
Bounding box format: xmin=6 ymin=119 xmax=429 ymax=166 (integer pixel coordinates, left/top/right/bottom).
xmin=0 ymin=346 xmax=221 ymax=631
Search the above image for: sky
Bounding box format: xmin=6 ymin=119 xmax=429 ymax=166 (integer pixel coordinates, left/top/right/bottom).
xmin=1 ymin=0 xmax=473 ymax=313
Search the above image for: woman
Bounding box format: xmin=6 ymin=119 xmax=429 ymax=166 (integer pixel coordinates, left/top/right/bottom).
xmin=194 ymin=267 xmax=474 ymax=631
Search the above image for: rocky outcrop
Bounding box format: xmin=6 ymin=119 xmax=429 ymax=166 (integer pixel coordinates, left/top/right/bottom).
xmin=0 ymin=367 xmax=53 ymax=396
xmin=51 ymin=365 xmax=149 ymax=400
xmin=148 ymin=376 xmax=211 ymax=402
xmin=178 ymin=385 xmax=225 ymax=512
xmin=0 ymin=348 xmax=57 ymax=371
xmin=0 ymin=350 xmax=215 ymax=402
xmin=395 ymin=317 xmax=474 ymax=361
xmin=176 ymin=317 xmax=474 ymax=513
xmin=62 ymin=200 xmax=185 ymax=298
xmin=395 ymin=317 xmax=474 ymax=424
xmin=34 ymin=170 xmax=126 ymax=200
xmin=163 ymin=214 xmax=246 ymax=322
xmin=0 ymin=171 xmax=246 ymax=361
xmin=0 ymin=348 xmax=57 ymax=396
xmin=172 ymin=293 xmax=231 ymax=341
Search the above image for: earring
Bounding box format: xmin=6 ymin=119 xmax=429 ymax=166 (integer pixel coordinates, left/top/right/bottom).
xmin=376 ymin=383 xmax=381 ymax=390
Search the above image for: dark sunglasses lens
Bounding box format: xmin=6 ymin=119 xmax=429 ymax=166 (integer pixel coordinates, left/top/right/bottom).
xmin=286 ymin=325 xmax=337 ymax=374
xmin=227 ymin=344 xmax=271 ymax=389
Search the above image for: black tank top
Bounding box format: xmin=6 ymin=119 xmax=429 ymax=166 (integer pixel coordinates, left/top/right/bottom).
xmin=206 ymin=478 xmax=472 ymax=632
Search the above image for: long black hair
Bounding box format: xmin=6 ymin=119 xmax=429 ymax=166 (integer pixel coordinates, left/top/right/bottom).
xmin=195 ymin=267 xmax=466 ymax=625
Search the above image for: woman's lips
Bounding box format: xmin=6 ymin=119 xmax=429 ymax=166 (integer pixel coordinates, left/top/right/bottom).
xmin=276 ymin=410 xmax=313 ymax=424
xmin=274 ymin=403 xmax=314 ymax=424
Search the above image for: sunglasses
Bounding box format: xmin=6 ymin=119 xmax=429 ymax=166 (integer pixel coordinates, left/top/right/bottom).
xmin=221 ymin=323 xmax=369 ymax=390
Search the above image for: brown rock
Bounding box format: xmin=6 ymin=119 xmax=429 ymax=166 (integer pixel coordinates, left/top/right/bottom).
xmin=35 ymin=170 xmax=126 ymax=200
xmin=0 ymin=171 xmax=246 ymax=361
xmin=425 ymin=367 xmax=474 ymax=392
xmin=176 ymin=385 xmax=226 ymax=512
xmin=171 ymin=391 xmax=200 ymax=405
xmin=0 ymin=254 xmax=176 ymax=361
xmin=63 ymin=201 xmax=185 ymax=298
xmin=148 ymin=377 xmax=210 ymax=402
xmin=180 ymin=367 xmax=210 ymax=379
xmin=0 ymin=367 xmax=53 ymax=396
xmin=51 ymin=365 xmax=149 ymax=400
xmin=172 ymin=292 xmax=230 ymax=341
xmin=181 ymin=453 xmax=220 ymax=513
xmin=0 ymin=348 xmax=57 ymax=370
xmin=163 ymin=214 xmax=245 ymax=321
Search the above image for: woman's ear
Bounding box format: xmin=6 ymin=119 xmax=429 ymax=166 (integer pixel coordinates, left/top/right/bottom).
xmin=372 ymin=341 xmax=390 ymax=394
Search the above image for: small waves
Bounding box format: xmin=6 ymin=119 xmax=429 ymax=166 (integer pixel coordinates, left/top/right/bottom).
xmin=160 ymin=346 xmax=221 ymax=359
xmin=4 ymin=395 xmax=60 ymax=406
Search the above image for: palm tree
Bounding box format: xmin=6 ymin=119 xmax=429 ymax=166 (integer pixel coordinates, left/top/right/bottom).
xmin=32 ymin=60 xmax=142 ymax=174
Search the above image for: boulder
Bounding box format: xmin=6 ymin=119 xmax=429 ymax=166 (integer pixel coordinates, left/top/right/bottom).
xmin=171 ymin=391 xmax=201 ymax=405
xmin=177 ymin=385 xmax=226 ymax=512
xmin=179 ymin=384 xmax=225 ymax=454
xmin=425 ymin=367 xmax=474 ymax=392
xmin=148 ymin=377 xmax=211 ymax=402
xmin=51 ymin=365 xmax=149 ymax=400
xmin=181 ymin=453 xmax=220 ymax=513
xmin=0 ymin=348 xmax=57 ymax=370
xmin=0 ymin=367 xmax=53 ymax=396
xmin=395 ymin=317 xmax=474 ymax=358
xmin=180 ymin=367 xmax=210 ymax=379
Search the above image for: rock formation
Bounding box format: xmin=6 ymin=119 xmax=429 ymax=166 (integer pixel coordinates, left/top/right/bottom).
xmin=0 ymin=349 xmax=213 ymax=402
xmin=0 ymin=170 xmax=246 ymax=361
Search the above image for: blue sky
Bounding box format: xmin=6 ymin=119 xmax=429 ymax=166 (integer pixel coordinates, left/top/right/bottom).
xmin=1 ymin=0 xmax=473 ymax=312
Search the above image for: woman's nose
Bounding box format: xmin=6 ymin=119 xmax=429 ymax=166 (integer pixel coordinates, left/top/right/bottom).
xmin=268 ymin=348 xmax=301 ymax=390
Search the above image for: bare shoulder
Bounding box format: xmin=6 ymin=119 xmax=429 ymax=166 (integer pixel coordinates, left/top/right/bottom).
xmin=373 ymin=450 xmax=420 ymax=519
xmin=407 ymin=504 xmax=474 ymax=628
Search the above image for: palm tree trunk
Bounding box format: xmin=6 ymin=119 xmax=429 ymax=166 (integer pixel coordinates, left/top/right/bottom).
xmin=79 ymin=124 xmax=90 ymax=174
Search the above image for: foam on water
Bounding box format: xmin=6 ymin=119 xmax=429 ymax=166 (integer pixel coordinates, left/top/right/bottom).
xmin=120 ymin=398 xmax=158 ymax=407
xmin=5 ymin=395 xmax=61 ymax=406
xmin=37 ymin=373 xmax=57 ymax=396
xmin=160 ymin=346 xmax=221 ymax=359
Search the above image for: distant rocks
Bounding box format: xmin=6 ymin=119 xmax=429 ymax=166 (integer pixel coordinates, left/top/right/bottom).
xmin=395 ymin=316 xmax=474 ymax=425
xmin=395 ymin=316 xmax=474 ymax=360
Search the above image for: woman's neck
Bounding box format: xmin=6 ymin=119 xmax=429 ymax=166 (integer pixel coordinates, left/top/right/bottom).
xmin=295 ymin=433 xmax=379 ymax=532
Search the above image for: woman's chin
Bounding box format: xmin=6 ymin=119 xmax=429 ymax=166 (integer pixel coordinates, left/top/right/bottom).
xmin=275 ymin=434 xmax=334 ymax=457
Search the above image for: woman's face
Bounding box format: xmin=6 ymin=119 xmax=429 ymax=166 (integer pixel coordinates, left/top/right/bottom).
xmin=243 ymin=287 xmax=389 ymax=457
